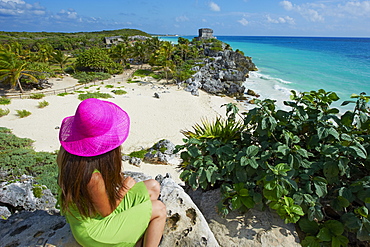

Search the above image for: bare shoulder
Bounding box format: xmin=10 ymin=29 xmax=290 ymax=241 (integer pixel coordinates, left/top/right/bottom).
xmin=88 ymin=172 xmax=105 ymax=188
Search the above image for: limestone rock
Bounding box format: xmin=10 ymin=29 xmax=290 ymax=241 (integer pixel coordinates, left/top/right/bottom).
xmin=144 ymin=139 xmax=178 ymax=165
xmin=188 ymin=189 xmax=301 ymax=247
xmin=0 ymin=210 xmax=80 ymax=247
xmin=0 ymin=175 xmax=57 ymax=213
xmin=160 ymin=178 xmax=219 ymax=246
xmin=0 ymin=206 xmax=11 ymax=219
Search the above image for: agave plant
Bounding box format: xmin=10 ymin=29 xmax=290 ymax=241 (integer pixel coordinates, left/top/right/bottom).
xmin=181 ymin=116 xmax=245 ymax=143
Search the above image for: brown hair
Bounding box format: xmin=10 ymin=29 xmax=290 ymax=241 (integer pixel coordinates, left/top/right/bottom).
xmin=58 ymin=146 xmax=123 ymax=218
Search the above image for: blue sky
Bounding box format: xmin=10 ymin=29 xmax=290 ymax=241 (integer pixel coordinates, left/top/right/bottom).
xmin=0 ymin=0 xmax=369 ymax=37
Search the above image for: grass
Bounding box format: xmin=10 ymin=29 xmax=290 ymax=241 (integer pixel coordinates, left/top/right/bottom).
xmin=0 ymin=97 xmax=11 ymax=105
xmin=105 ymin=85 xmax=114 ymax=88
xmin=128 ymin=149 xmax=148 ymax=159
xmin=0 ymin=108 xmax=10 ymax=117
xmin=112 ymin=89 xmax=127 ymax=95
xmin=37 ymin=100 xmax=49 ymax=108
xmin=57 ymin=92 xmax=72 ymax=96
xmin=78 ymin=92 xmax=113 ymax=101
xmin=29 ymin=93 xmax=45 ymax=99
xmin=16 ymin=109 xmax=31 ymax=118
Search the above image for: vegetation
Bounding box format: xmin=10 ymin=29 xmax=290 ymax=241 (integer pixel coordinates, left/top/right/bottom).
xmin=37 ymin=100 xmax=49 ymax=108
xmin=128 ymin=150 xmax=148 ymax=159
xmin=0 ymin=127 xmax=58 ymax=194
xmin=112 ymin=89 xmax=127 ymax=95
xmin=0 ymin=108 xmax=9 ymax=117
xmin=29 ymin=93 xmax=45 ymax=99
xmin=72 ymin=71 xmax=111 ymax=84
xmin=0 ymin=97 xmax=10 ymax=105
xmin=78 ymin=92 xmax=112 ymax=101
xmin=177 ymin=90 xmax=370 ymax=246
xmin=16 ymin=109 xmax=31 ymax=118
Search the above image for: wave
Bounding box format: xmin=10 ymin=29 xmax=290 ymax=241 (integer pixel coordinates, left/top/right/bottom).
xmin=249 ymin=71 xmax=292 ymax=84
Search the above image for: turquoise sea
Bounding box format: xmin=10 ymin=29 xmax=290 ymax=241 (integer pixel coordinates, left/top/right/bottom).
xmin=162 ymin=36 xmax=370 ymax=109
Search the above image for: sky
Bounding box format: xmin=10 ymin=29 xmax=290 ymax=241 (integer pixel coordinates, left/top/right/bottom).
xmin=0 ymin=0 xmax=369 ymax=37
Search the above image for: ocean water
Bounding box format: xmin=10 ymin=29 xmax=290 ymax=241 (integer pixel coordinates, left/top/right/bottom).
xmin=161 ymin=36 xmax=370 ymax=110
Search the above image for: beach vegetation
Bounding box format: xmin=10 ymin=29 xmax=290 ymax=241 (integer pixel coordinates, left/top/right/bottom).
xmin=0 ymin=127 xmax=58 ymax=194
xmin=111 ymin=89 xmax=127 ymax=95
xmin=72 ymin=71 xmax=111 ymax=84
xmin=37 ymin=100 xmax=49 ymax=108
xmin=0 ymin=108 xmax=9 ymax=117
xmin=29 ymin=93 xmax=45 ymax=99
xmin=177 ymin=89 xmax=370 ymax=246
xmin=0 ymin=96 xmax=11 ymax=105
xmin=16 ymin=109 xmax=31 ymax=118
xmin=78 ymin=92 xmax=112 ymax=101
xmin=57 ymin=92 xmax=72 ymax=96
xmin=128 ymin=150 xmax=148 ymax=159
xmin=105 ymin=84 xmax=114 ymax=88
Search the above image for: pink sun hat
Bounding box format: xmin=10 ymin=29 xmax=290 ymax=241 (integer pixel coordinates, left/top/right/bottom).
xmin=59 ymin=98 xmax=130 ymax=157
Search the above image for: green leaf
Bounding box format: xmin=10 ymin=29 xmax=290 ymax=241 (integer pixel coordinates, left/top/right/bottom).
xmin=317 ymin=227 xmax=331 ymax=241
xmin=357 ymin=224 xmax=370 ymax=241
xmin=246 ymin=145 xmax=259 ymax=157
xmin=324 ymin=220 xmax=344 ymax=236
xmin=240 ymin=196 xmax=255 ymax=208
xmin=349 ymin=145 xmax=367 ymax=159
xmin=313 ymin=177 xmax=328 ymax=197
xmin=355 ymin=206 xmax=369 ymax=217
xmin=299 ymin=218 xmax=319 ymax=235
xmin=327 ymin=127 xmax=340 ymax=140
xmin=239 ymin=188 xmax=249 ymax=197
xmin=231 ymin=196 xmax=242 ymax=210
xmin=341 ymin=212 xmax=361 ymax=230
xmin=331 ymin=235 xmax=348 ymax=247
xmin=188 ymin=145 xmax=201 ymax=158
xmin=301 ymin=236 xmax=320 ymax=247
xmin=189 ymin=172 xmax=198 ymax=190
xmin=328 ymin=92 xmax=340 ymax=101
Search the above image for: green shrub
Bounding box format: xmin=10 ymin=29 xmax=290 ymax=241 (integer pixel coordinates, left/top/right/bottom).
xmin=29 ymin=93 xmax=45 ymax=99
xmin=78 ymin=92 xmax=112 ymax=101
xmin=37 ymin=100 xmax=49 ymax=108
xmin=177 ymin=90 xmax=370 ymax=246
xmin=128 ymin=150 xmax=148 ymax=159
xmin=0 ymin=128 xmax=58 ymax=194
xmin=0 ymin=97 xmax=11 ymax=105
xmin=57 ymin=92 xmax=71 ymax=96
xmin=112 ymin=89 xmax=127 ymax=95
xmin=72 ymin=71 xmax=111 ymax=84
xmin=16 ymin=109 xmax=31 ymax=118
xmin=0 ymin=108 xmax=10 ymax=117
xmin=105 ymin=85 xmax=114 ymax=88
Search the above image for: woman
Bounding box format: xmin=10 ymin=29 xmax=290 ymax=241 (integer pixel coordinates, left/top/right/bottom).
xmin=57 ymin=98 xmax=166 ymax=247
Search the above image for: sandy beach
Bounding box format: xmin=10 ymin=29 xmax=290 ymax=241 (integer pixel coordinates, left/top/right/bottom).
xmin=0 ymin=72 xmax=233 ymax=183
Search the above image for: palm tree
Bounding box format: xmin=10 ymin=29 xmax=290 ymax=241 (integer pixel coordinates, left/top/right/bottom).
xmin=156 ymin=41 xmax=176 ymax=83
xmin=51 ymin=50 xmax=70 ymax=72
xmin=109 ymin=43 xmax=130 ymax=66
xmin=0 ymin=52 xmax=38 ymax=93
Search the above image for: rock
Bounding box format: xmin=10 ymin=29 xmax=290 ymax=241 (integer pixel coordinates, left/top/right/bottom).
xmin=129 ymin=157 xmax=142 ymax=167
xmin=0 ymin=210 xmax=80 ymax=247
xmin=144 ymin=139 xmax=178 ymax=165
xmin=160 ymin=178 xmax=219 ymax=246
xmin=154 ymin=92 xmax=160 ymax=98
xmin=188 ymin=189 xmax=300 ymax=247
xmin=0 ymin=206 xmax=11 ymax=219
xmin=0 ymin=176 xmax=57 ymax=213
xmin=247 ymin=88 xmax=260 ymax=97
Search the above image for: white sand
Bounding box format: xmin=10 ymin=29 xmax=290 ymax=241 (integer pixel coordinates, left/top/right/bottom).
xmin=0 ymin=73 xmax=232 ymax=183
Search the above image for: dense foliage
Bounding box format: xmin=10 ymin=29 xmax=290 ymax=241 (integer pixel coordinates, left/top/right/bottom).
xmin=177 ymin=90 xmax=370 ymax=246
xmin=0 ymin=127 xmax=58 ymax=194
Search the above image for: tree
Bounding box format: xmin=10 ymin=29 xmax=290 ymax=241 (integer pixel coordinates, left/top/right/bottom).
xmin=51 ymin=50 xmax=70 ymax=72
xmin=75 ymin=47 xmax=116 ymax=72
xmin=109 ymin=43 xmax=130 ymax=66
xmin=154 ymin=41 xmax=176 ymax=83
xmin=0 ymin=52 xmax=38 ymax=93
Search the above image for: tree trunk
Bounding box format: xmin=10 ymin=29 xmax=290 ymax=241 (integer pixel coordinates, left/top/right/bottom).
xmin=17 ymin=78 xmax=24 ymax=93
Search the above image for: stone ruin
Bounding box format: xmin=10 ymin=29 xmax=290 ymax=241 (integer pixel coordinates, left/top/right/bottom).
xmin=195 ymin=28 xmax=216 ymax=41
